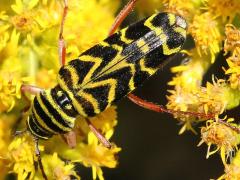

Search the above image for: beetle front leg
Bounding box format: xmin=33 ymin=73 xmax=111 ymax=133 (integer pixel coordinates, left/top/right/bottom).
xmin=21 ymin=84 xmax=43 ymax=95
xmin=58 ymin=0 xmax=68 ymax=66
xmin=19 ymin=84 xmax=43 ymax=112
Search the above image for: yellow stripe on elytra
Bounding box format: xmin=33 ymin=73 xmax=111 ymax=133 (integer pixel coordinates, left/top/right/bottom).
xmin=85 ymin=78 xmax=117 ymax=107
xmin=99 ymin=41 xmax=123 ymax=52
xmin=96 ymin=53 xmax=124 ymax=76
xmin=137 ymin=39 xmax=149 ymax=54
xmin=36 ymin=94 xmax=71 ymax=131
xmin=58 ymin=75 xmax=71 ymax=92
xmin=78 ymin=55 xmax=102 ymax=85
xmin=167 ymin=13 xmax=176 ymax=26
xmin=101 ymin=58 xmax=136 ymax=91
xmin=144 ymin=14 xmax=164 ymax=36
xmin=144 ymin=13 xmax=155 ymax=29
xmin=66 ymin=66 xmax=79 ymax=90
xmin=160 ymin=32 xmax=181 ymax=55
xmin=77 ymin=91 xmax=101 ymax=114
xmin=104 ymin=54 xmax=136 ymax=90
xmin=162 ymin=43 xmax=181 ymax=55
xmin=112 ymin=44 xmax=123 ymax=51
xmin=121 ymin=28 xmax=133 ymax=44
xmin=103 ymin=55 xmax=134 ymax=73
xmin=139 ymin=59 xmax=156 ymax=75
xmin=99 ymin=41 xmax=110 ymax=47
xmin=174 ymin=27 xmax=187 ymax=38
xmin=128 ymin=76 xmax=135 ymax=91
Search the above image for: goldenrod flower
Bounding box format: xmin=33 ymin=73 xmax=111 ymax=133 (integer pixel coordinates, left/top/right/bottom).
xmin=8 ymin=134 xmax=36 ymax=180
xmin=53 ymin=106 xmax=121 ymax=180
xmin=226 ymin=48 xmax=240 ymax=90
xmin=189 ymin=12 xmax=221 ymax=62
xmin=0 ymin=71 xmax=31 ymax=112
xmin=202 ymin=0 xmax=240 ymax=23
xmin=169 ymin=52 xmax=207 ymax=90
xmin=167 ymin=74 xmax=240 ymax=132
xmin=221 ymin=150 xmax=240 ymax=180
xmin=63 ymin=0 xmax=120 ymax=60
xmin=163 ymin=0 xmax=199 ymax=19
xmin=36 ymin=69 xmax=57 ymax=89
xmin=199 ymin=119 xmax=240 ymax=164
xmin=224 ymin=24 xmax=240 ymax=52
xmin=87 ymin=106 xmax=118 ymax=138
xmin=0 ymin=114 xmax=16 ymax=179
xmin=66 ymin=132 xmax=121 ymax=180
xmin=34 ymin=153 xmax=78 ymax=180
xmin=224 ymin=25 xmax=240 ymax=90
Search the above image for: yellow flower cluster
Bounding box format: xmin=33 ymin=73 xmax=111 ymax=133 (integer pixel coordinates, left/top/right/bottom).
xmin=163 ymin=0 xmax=240 ymax=130
xmin=221 ymin=150 xmax=240 ymax=180
xmin=224 ymin=25 xmax=240 ymax=90
xmin=199 ymin=119 xmax=240 ymax=163
xmin=159 ymin=0 xmax=240 ymax=178
xmin=0 ymin=71 xmax=31 ymax=112
xmin=8 ymin=134 xmax=36 ymax=180
xmin=0 ymin=0 xmax=120 ymax=179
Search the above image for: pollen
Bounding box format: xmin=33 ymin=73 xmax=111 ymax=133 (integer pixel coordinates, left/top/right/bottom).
xmin=224 ymin=24 xmax=240 ymax=52
xmin=11 ymin=13 xmax=35 ymax=32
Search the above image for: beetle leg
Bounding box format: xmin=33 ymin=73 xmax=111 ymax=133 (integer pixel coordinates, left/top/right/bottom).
xmin=18 ymin=85 xmax=42 ymax=127
xmin=21 ymin=84 xmax=43 ymax=95
xmin=108 ymin=0 xmax=138 ymax=36
xmin=86 ymin=118 xmax=112 ymax=149
xmin=217 ymin=119 xmax=240 ymax=134
xmin=61 ymin=131 xmax=77 ymax=149
xmin=19 ymin=84 xmax=42 ymax=112
xmin=58 ymin=0 xmax=68 ymax=66
xmin=33 ymin=137 xmax=48 ymax=180
xmin=128 ymin=95 xmax=240 ymax=133
xmin=128 ymin=94 xmax=215 ymax=119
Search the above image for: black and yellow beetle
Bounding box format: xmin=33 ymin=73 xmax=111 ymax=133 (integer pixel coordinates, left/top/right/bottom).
xmin=26 ymin=12 xmax=187 ymax=141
